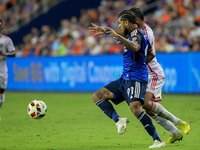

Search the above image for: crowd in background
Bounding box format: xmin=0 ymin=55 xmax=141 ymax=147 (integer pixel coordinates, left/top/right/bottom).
xmin=145 ymin=0 xmax=200 ymax=53
xmin=0 ymin=0 xmax=56 ymax=34
xmin=1 ymin=0 xmax=200 ymax=57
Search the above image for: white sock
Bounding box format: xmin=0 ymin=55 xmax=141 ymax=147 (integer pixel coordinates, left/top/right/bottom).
xmin=154 ymin=115 xmax=180 ymax=136
xmin=152 ymin=102 xmax=181 ymax=125
xmin=0 ymin=93 xmax=5 ymax=108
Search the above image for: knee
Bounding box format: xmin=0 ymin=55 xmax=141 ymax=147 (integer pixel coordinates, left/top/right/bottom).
xmin=92 ymin=91 xmax=98 ymax=103
xmin=93 ymin=90 xmax=103 ymax=103
xmin=130 ymin=101 xmax=143 ymax=117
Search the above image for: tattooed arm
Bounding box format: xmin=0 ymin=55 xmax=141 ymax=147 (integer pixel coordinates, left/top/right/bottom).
xmin=106 ymin=28 xmax=139 ymax=52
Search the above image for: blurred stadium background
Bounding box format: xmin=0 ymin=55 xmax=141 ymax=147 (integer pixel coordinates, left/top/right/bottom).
xmin=2 ymin=0 xmax=200 ymax=93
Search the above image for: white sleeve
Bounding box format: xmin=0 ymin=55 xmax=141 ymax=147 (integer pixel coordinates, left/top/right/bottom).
xmin=146 ymin=29 xmax=155 ymax=53
xmin=4 ymin=39 xmax=15 ymax=55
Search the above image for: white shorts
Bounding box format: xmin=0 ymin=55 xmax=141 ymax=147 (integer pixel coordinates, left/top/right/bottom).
xmin=146 ymin=64 xmax=165 ymax=102
xmin=0 ymin=77 xmax=7 ymax=89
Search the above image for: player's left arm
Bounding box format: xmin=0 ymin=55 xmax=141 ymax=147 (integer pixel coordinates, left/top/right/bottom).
xmin=0 ymin=39 xmax=16 ymax=57
xmin=146 ymin=50 xmax=155 ymax=64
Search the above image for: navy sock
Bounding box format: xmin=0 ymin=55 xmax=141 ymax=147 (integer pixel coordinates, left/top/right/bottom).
xmin=137 ymin=111 xmax=161 ymax=141
xmin=96 ymin=100 xmax=120 ymax=122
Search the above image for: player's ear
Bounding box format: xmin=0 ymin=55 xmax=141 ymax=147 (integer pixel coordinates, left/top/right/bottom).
xmin=125 ymin=20 xmax=129 ymax=26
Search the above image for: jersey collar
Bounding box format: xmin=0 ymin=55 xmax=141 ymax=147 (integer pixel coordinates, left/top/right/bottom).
xmin=129 ymin=27 xmax=139 ymax=35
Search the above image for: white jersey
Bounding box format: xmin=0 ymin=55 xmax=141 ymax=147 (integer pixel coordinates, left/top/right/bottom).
xmin=143 ymin=24 xmax=165 ymax=101
xmin=0 ymin=34 xmax=15 ymax=78
xmin=142 ymin=24 xmax=165 ymax=79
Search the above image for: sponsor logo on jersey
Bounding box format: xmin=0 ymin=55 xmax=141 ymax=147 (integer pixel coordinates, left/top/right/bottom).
xmin=133 ymin=37 xmax=137 ymax=41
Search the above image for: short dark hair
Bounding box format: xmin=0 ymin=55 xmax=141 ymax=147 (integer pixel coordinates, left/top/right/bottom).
xmin=118 ymin=10 xmax=137 ymax=24
xmin=129 ymin=7 xmax=144 ymax=21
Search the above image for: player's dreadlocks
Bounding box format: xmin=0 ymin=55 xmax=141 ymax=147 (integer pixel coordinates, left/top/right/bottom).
xmin=118 ymin=10 xmax=137 ymax=24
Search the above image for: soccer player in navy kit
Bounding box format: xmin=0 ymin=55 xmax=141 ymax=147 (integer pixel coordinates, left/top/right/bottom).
xmin=91 ymin=10 xmax=166 ymax=148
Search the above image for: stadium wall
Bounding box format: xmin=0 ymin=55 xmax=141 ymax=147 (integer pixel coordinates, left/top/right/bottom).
xmin=7 ymin=52 xmax=200 ymax=93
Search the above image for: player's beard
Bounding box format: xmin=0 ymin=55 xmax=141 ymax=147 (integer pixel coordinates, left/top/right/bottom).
xmin=123 ymin=28 xmax=129 ymax=36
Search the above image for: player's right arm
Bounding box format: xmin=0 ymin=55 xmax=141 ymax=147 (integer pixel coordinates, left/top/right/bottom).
xmin=113 ymin=29 xmax=125 ymax=37
xmin=0 ymin=39 xmax=16 ymax=57
xmin=89 ymin=23 xmax=126 ymax=37
xmin=89 ymin=23 xmax=106 ymax=36
xmin=106 ymin=27 xmax=139 ymax=52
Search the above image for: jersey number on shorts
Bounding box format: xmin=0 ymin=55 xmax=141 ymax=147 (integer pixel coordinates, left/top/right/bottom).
xmin=127 ymin=87 xmax=134 ymax=99
xmin=127 ymin=82 xmax=140 ymax=99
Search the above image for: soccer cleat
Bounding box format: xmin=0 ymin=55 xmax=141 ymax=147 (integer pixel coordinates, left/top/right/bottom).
xmin=115 ymin=117 xmax=129 ymax=135
xmin=149 ymin=140 xmax=166 ymax=148
xmin=177 ymin=121 xmax=190 ymax=134
xmin=165 ymin=132 xmax=183 ymax=144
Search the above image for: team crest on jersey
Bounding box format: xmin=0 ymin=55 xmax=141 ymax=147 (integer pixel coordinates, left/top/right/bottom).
xmin=133 ymin=37 xmax=137 ymax=41
xmin=0 ymin=44 xmax=3 ymax=48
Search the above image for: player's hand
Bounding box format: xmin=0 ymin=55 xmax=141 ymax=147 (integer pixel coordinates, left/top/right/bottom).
xmin=105 ymin=27 xmax=121 ymax=44
xmin=89 ymin=23 xmax=106 ymax=36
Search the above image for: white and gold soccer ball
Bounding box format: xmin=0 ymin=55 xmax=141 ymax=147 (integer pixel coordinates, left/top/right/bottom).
xmin=27 ymin=100 xmax=47 ymax=119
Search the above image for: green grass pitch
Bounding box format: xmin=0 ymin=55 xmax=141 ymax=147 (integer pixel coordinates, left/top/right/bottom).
xmin=0 ymin=91 xmax=199 ymax=150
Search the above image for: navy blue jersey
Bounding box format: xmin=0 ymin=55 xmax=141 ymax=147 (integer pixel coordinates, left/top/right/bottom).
xmin=122 ymin=28 xmax=152 ymax=82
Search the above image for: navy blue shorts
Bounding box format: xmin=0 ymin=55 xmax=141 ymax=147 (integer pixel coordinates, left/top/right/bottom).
xmin=104 ymin=78 xmax=147 ymax=105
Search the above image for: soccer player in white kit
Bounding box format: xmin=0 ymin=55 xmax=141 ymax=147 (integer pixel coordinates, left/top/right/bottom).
xmin=0 ymin=20 xmax=16 ymax=121
xmin=130 ymin=7 xmax=190 ymax=144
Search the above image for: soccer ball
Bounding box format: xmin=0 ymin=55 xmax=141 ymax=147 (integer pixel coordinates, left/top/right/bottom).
xmin=27 ymin=99 xmax=47 ymax=119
